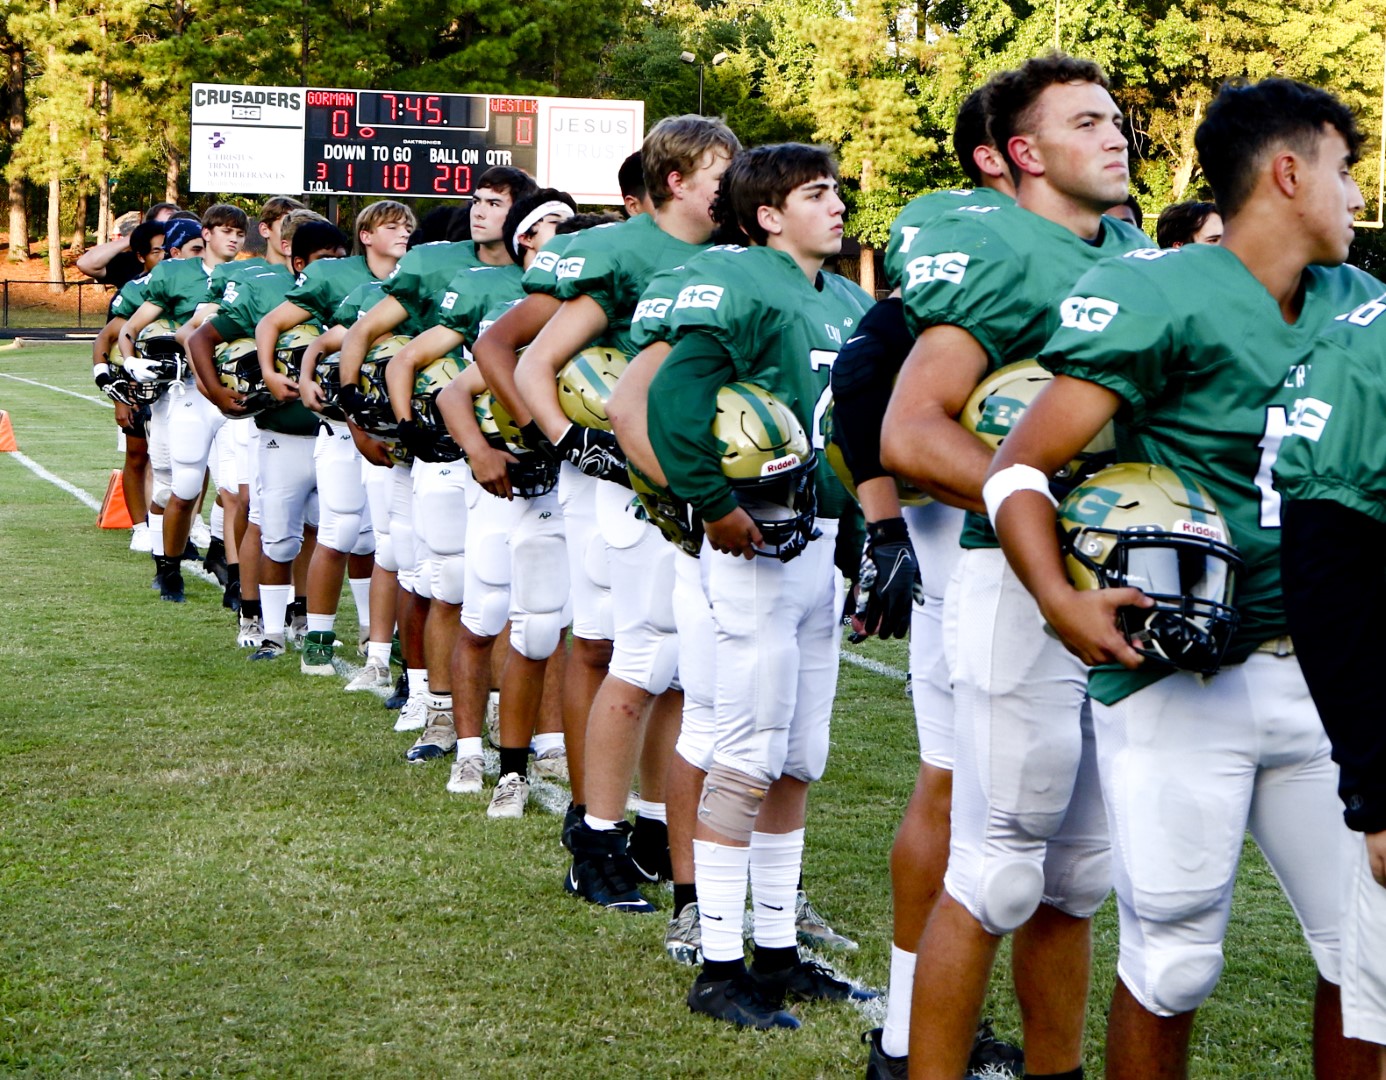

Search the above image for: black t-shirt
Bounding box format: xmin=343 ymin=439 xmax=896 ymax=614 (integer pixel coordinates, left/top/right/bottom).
xmin=99 ymin=249 xmax=143 ymax=289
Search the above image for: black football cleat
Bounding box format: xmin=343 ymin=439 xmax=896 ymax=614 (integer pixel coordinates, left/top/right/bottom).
xmin=687 ymin=974 xmax=800 ymax=1030
xmin=863 ymin=1028 xmax=908 ymax=1080
xmin=750 ymin=957 xmax=877 ymax=1007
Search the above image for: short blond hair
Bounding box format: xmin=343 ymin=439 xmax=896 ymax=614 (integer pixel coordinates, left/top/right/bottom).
xmin=355 ymin=200 xmax=417 ymax=236
xmin=641 ymin=115 xmax=741 ymax=208
xmin=259 ymin=195 xmax=307 ymax=229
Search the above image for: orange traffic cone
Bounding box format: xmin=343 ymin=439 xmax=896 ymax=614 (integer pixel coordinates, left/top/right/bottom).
xmin=97 ymin=468 xmax=134 ymax=529
xmin=0 ymin=410 xmax=16 ymax=452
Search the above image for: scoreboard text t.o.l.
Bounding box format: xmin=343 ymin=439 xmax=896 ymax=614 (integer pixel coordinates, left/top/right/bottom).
xmin=190 ymin=84 xmax=644 ymax=205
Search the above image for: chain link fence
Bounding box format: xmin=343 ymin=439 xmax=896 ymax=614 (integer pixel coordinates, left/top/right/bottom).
xmin=0 ymin=281 xmax=112 ymax=330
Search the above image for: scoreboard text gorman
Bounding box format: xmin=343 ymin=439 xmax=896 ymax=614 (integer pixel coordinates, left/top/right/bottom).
xmin=190 ymin=84 xmax=645 ymax=205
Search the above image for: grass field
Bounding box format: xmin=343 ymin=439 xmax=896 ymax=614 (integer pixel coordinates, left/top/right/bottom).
xmin=0 ymin=343 xmax=1327 ymax=1077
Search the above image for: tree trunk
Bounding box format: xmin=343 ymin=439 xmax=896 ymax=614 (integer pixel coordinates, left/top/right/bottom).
xmin=858 ymin=242 xmax=876 ymax=296
xmin=70 ymin=189 xmax=87 ymax=253
xmin=46 ymin=0 xmax=61 ymax=292
xmin=7 ymin=45 xmax=28 ymax=262
xmin=164 ymin=119 xmax=180 ymax=204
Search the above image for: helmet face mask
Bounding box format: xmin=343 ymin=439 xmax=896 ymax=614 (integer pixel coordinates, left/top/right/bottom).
xmin=312 ymin=351 xmax=347 ymax=420
xmin=215 ymin=337 xmax=277 ymax=416
xmin=411 ymin=357 xmax=464 ymax=462
xmin=126 ymin=319 xmax=187 ymax=399
xmin=353 ymin=335 xmax=411 ymax=439
xmin=474 ymin=390 xmax=556 ymax=497
xmin=714 ymin=382 xmax=820 ymax=562
xmin=629 ymin=462 xmax=704 ymax=557
xmin=1060 ymin=462 xmax=1244 ymax=675
xmin=273 ymin=325 xmax=322 ymax=381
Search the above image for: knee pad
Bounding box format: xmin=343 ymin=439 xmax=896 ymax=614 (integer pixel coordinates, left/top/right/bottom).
xmin=510 ymin=610 xmax=566 ymax=661
xmin=304 ymin=490 xmax=319 ymax=529
xmin=1145 ymin=944 xmax=1225 ymax=1016
xmin=263 ymin=534 xmax=304 ymax=564
xmin=696 ymin=763 xmax=770 ymax=844
xmin=584 ymin=531 xmax=611 ymax=590
xmin=406 ymin=561 xmax=431 ymax=599
xmin=375 ymin=532 xmax=398 ymax=573
xmin=782 ymin=720 xmax=831 ymax=785
xmin=976 ymin=857 xmax=1047 ymax=934
xmin=513 ymin=535 xmax=569 ymax=615
xmin=431 ymin=553 xmax=467 ymax=606
xmin=320 ymin=509 xmax=364 ymax=555
xmin=152 ymin=477 xmax=173 ymax=510
xmin=171 ymin=463 xmax=204 ymax=503
xmin=676 ymin=705 xmax=716 ymax=773
xmin=1045 ymin=842 xmax=1112 ymax=920
xmin=350 ymin=524 xmax=375 ymax=557
xmin=472 ymin=532 xmax=512 ymax=588
xmin=462 ymin=587 xmax=511 ymax=641
xmin=392 ymin=520 xmax=418 ymax=574
xmin=647 ymin=636 xmax=680 ymax=696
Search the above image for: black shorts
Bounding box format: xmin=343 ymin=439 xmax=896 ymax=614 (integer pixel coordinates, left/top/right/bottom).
xmin=118 ymin=403 xmax=151 ymax=441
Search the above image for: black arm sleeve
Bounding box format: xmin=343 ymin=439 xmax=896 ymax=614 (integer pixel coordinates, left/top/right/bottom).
xmin=828 ymin=297 xmax=913 ymax=487
xmin=1282 ymin=498 xmax=1386 ymax=833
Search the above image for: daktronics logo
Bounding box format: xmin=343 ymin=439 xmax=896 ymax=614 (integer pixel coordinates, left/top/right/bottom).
xmin=1173 ymin=518 xmax=1226 ymax=543
xmin=761 ymin=454 xmax=800 ymax=476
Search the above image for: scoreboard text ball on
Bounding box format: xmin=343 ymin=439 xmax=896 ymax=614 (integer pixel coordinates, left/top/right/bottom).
xmin=190 ymin=84 xmax=645 ymax=206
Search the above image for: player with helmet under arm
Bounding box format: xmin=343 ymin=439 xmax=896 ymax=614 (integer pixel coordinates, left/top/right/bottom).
xmin=876 ymin=55 xmax=1152 ymax=1080
xmin=986 ymin=77 xmax=1382 ymax=1080
xmin=829 ymin=78 xmax=1025 ymax=1079
xmin=119 ymin=210 xmax=243 ymax=601
xmin=647 ymin=143 xmax=876 ymax=1030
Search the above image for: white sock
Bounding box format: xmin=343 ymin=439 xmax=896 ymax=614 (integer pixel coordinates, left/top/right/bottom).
xmin=456 ymin=737 xmax=482 ymax=759
xmin=881 ymin=944 xmax=917 ymax=1058
xmin=584 ymin=813 xmax=621 ymax=832
xmin=261 ymin=583 xmax=293 ymax=639
xmin=749 ymin=828 xmax=803 ymax=950
xmin=406 ymin=668 xmax=428 ymax=698
xmin=132 ymin=520 xmax=148 ymax=535
xmin=210 ymin=501 xmax=224 ymax=540
xmin=694 ymin=839 xmax=751 ymax=963
xmin=348 ymin=576 xmax=371 ymax=627
xmin=531 ymin=731 xmax=564 ymax=755
xmin=367 ymin=640 xmax=391 ymax=665
xmin=306 ymin=613 xmax=335 ymax=634
xmin=636 ymin=799 xmax=667 ymax=824
xmin=150 ymin=512 xmax=165 ymax=556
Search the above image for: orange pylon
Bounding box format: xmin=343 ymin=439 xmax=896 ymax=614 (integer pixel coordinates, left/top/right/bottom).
xmin=97 ymin=468 xmax=134 ymax=529
xmin=0 ymin=410 xmax=16 ymax=452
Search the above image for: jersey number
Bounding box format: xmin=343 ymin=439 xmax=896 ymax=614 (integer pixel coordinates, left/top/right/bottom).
xmin=809 ymin=349 xmax=837 ymax=450
xmin=1254 ymin=406 xmax=1288 ymax=528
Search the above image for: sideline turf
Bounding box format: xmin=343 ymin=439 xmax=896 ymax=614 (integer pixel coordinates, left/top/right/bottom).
xmin=0 ymin=346 xmax=1321 ymax=1077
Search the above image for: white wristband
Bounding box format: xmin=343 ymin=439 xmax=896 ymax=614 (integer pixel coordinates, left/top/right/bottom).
xmin=982 ymin=463 xmax=1057 ymax=529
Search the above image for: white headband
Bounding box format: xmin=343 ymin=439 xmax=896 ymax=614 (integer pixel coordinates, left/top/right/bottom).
xmin=513 ymin=201 xmax=575 ymax=255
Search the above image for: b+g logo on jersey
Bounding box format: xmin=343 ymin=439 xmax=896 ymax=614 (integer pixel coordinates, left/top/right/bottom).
xmin=556 ymin=256 xmax=586 ymax=280
xmin=1059 ymin=296 xmax=1119 ymax=333
xmin=675 ymin=284 xmax=724 ymax=311
xmin=633 ymin=297 xmax=671 ymax=322
xmin=440 ymin=291 xmax=458 ymax=312
xmin=904 ymin=252 xmax=970 ymax=289
xmin=531 ymin=251 xmax=559 ymax=274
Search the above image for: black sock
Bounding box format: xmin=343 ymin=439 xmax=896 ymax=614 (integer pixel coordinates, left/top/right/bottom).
xmin=226 ymin=563 xmax=240 ymax=586
xmin=1026 ymin=1069 xmax=1083 ymax=1080
xmin=796 ymin=875 xmax=804 ymax=890
xmin=751 ymin=945 xmax=798 ymax=974
xmin=241 ymin=599 xmax=262 ymax=620
xmin=290 ymin=597 xmax=307 ymax=619
xmin=499 ymin=747 xmax=529 ymax=779
xmin=673 ymin=883 xmax=697 ymax=915
xmin=699 ymin=958 xmax=744 ymax=984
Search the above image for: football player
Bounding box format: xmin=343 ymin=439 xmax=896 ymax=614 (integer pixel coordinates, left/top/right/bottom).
xmin=338 ymin=168 xmax=537 ymax=730
xmin=876 ymin=55 xmax=1150 ymax=1078
xmin=256 ymin=200 xmax=417 ymax=679
xmin=830 ymin=79 xmax=1024 ymax=1079
xmin=1278 ymin=300 xmax=1386 ymax=1073
xmin=119 ymin=207 xmax=245 ymax=602
xmin=92 ymin=220 xmax=167 ymax=555
xmin=394 ymin=189 xmax=576 ymax=781
xmin=1154 ymin=200 xmax=1223 ymax=248
xmin=985 ymin=77 xmax=1382 ymax=1079
xmin=986 ymin=75 xmax=1386 ymax=1080
xmin=514 ymin=115 xmax=738 ymax=839
xmin=646 ymin=143 xmax=874 ymax=1028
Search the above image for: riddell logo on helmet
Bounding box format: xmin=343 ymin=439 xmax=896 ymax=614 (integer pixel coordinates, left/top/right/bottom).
xmin=760 ymin=454 xmax=800 ymax=476
xmin=1174 ymin=518 xmax=1225 ymax=543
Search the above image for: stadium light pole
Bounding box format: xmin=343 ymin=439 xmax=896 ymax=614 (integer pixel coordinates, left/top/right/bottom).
xmin=680 ymin=51 xmax=729 ymax=115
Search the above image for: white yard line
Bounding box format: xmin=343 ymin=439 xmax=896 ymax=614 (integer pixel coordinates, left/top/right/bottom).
xmin=0 ymin=370 xmax=112 ymax=408
xmin=840 ymin=648 xmax=909 ymax=682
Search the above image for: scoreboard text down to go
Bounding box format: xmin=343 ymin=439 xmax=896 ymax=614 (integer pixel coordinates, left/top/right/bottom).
xmin=302 ymin=90 xmax=539 ymax=198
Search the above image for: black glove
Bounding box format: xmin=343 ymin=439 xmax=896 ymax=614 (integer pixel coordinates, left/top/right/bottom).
xmin=95 ymin=370 xmax=132 ymax=406
xmin=395 ymin=418 xmax=442 ymax=463
xmin=853 ymin=517 xmax=922 ymax=641
xmin=556 ymin=423 xmax=629 ymax=485
xmin=519 ymin=420 xmax=561 ymax=463
xmin=338 ymin=383 xmax=366 ymax=423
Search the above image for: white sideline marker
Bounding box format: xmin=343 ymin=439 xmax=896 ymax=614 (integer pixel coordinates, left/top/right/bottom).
xmin=0 ymin=371 xmax=113 ymax=408
xmin=840 ymin=649 xmax=909 ymax=682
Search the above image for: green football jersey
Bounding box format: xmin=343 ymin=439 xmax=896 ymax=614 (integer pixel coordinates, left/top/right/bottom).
xmin=478 ymin=298 xmax=522 ymax=338
xmin=898 ymin=201 xmax=1151 ymax=548
xmin=208 ymin=265 xmax=296 ymax=342
xmin=1040 ymin=242 xmax=1384 ymax=703
xmin=283 ymin=255 xmax=374 ymax=325
xmin=142 ymin=257 xmax=215 ymax=324
xmin=522 ymin=233 xmax=574 ymax=298
xmin=883 ymin=187 xmax=1013 ymax=291
xmin=1275 ymin=291 xmax=1386 ymax=523
xmin=650 ymin=245 xmax=873 ymax=521
xmin=383 ymin=241 xmax=486 ymax=329
xmin=438 ymin=263 xmax=525 ymax=346
xmin=109 ymin=273 xmax=152 ymax=320
xmin=629 ymin=246 xmax=746 ymax=352
xmin=554 ymin=214 xmax=707 ymax=356
xmin=330 ymin=280 xmax=386 ymax=328
xmin=206 ymin=257 xmax=270 ymax=305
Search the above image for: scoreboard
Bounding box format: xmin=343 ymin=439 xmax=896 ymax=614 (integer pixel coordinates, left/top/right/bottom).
xmin=190 ymin=84 xmax=644 ymax=205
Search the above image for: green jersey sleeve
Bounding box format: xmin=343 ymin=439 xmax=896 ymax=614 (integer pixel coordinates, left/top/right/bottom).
xmin=437 ymin=264 xmax=525 ymax=345
xmin=522 ymin=234 xmax=572 ymax=297
xmin=884 ymin=188 xmax=1013 ymax=292
xmin=330 ymin=281 xmax=386 ymax=328
xmin=208 ymin=267 xmax=297 ymax=342
xmin=143 ymin=259 xmax=211 ymax=323
xmin=383 ymin=242 xmax=480 ymax=328
xmin=109 ymin=274 xmax=152 ymax=319
xmin=648 ymin=330 xmax=740 ymax=521
xmin=630 ymin=252 xmax=741 ymax=351
xmin=283 ymin=255 xmax=371 ymax=325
